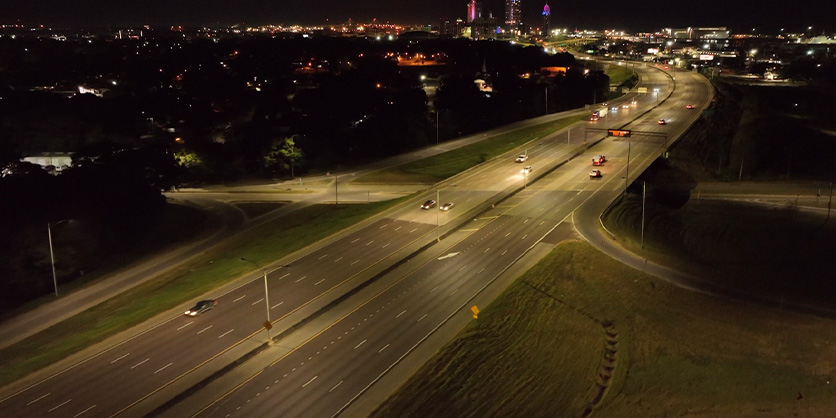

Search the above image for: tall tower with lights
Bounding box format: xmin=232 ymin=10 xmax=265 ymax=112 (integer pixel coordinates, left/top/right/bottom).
xmin=505 ymin=0 xmax=522 ymax=33
xmin=542 ymin=3 xmax=550 ymax=36
xmin=467 ymin=0 xmax=482 ymax=22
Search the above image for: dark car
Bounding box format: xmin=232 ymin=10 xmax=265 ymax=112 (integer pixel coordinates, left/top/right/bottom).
xmin=421 ymin=200 xmax=437 ymax=210
xmin=185 ymin=299 xmax=217 ymax=316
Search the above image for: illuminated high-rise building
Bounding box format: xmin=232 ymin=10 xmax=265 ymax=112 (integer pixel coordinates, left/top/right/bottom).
xmin=466 ymin=0 xmax=482 ymax=23
xmin=542 ymin=3 xmax=550 ymax=36
xmin=505 ymin=0 xmax=522 ymax=33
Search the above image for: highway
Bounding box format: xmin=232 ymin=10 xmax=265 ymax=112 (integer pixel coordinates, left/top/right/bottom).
xmin=177 ymin=66 xmax=712 ymax=417
xmin=0 ymin=62 xmax=711 ymax=418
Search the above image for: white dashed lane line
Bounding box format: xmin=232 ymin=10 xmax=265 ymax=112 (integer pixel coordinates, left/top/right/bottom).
xmin=130 ymin=359 xmax=149 ymax=369
xmin=271 ymin=301 xmax=283 ymax=309
xmin=333 ymin=257 xmax=342 ymax=263
xmin=354 ymin=340 xmax=367 ymax=350
xmin=48 ymin=399 xmax=71 ymax=412
xmin=233 ymin=295 xmax=246 ymax=303
xmin=417 ymin=314 xmax=427 ymax=322
xmin=177 ymin=322 xmax=193 ymax=331
xmin=329 ymin=381 xmax=343 ymax=393
xmin=351 ymin=260 xmax=360 ymax=265
xmin=315 ymin=279 xmax=325 ymax=286
xmin=295 ymin=276 xmax=306 ymax=283
xmin=110 ymin=353 xmax=130 ymax=364
xmin=378 ymin=344 xmax=390 ymax=353
xmin=318 ymin=254 xmax=328 ymax=260
xmin=26 ymin=393 xmax=50 ymax=405
xmin=154 ymin=362 xmax=173 ymax=374
xmin=218 ymin=329 xmax=234 ymax=338
xmin=302 ymin=376 xmax=318 ymax=388
xmin=197 ymin=325 xmax=212 ymax=334
xmin=278 ymin=273 xmax=290 ymax=280
xmin=73 ymin=404 xmax=96 ymax=417
xmin=351 ymin=238 xmax=360 ymax=244
xmin=365 ymin=240 xmax=374 ymax=246
xmin=396 ymin=310 xmax=406 ymax=318
xmin=251 ymin=298 xmax=263 ymax=306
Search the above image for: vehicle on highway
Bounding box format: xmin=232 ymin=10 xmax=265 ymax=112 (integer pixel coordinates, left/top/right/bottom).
xmin=521 ymin=166 xmax=532 ymax=174
xmin=657 ymin=119 xmax=667 ymax=125
xmin=592 ymin=155 xmax=606 ymax=166
xmin=421 ymin=199 xmax=437 ymax=209
xmin=686 ymin=104 xmax=695 ymax=109
xmin=440 ymin=202 xmax=455 ymax=211
xmin=515 ymin=154 xmax=528 ymax=163
xmin=622 ymin=104 xmax=630 ymax=109
xmin=185 ymin=300 xmax=217 ymax=316
xmin=631 ymin=100 xmax=638 ymax=106
xmin=589 ymin=169 xmax=602 ymax=178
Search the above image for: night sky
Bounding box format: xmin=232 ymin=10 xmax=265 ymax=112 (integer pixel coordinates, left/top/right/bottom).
xmin=4 ymin=0 xmax=834 ymax=33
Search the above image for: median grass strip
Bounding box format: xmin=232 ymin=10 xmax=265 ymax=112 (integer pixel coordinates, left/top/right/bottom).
xmin=0 ymin=199 xmax=405 ymax=387
xmin=356 ymin=114 xmax=587 ymax=184
xmin=605 ymin=63 xmax=636 ymax=87
xmin=371 ymin=241 xmax=836 ymax=418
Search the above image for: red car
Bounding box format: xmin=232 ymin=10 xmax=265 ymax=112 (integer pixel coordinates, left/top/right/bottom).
xmin=685 ymin=104 xmax=695 ymax=109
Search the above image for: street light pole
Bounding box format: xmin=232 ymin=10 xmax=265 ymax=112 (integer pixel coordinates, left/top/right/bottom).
xmin=436 ymin=111 xmax=439 ymax=145
xmin=545 ymin=86 xmax=548 ymax=115
xmin=335 ymin=174 xmax=338 ymax=204
xmin=48 ymin=223 xmax=59 ymax=297
xmin=240 ymin=258 xmax=272 ymax=344
xmin=641 ymin=181 xmax=646 ymax=249
xmin=625 ymin=141 xmax=631 ymax=195
xmin=436 ymin=189 xmax=440 ymax=242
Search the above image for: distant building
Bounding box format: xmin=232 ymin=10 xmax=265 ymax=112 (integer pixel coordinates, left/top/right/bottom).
xmin=505 ymin=0 xmax=522 ymax=33
xmin=439 ymin=18 xmax=464 ymax=37
xmin=21 ymin=153 xmax=74 ymax=174
xmin=467 ymin=0 xmax=482 ymax=23
xmin=689 ymin=27 xmax=729 ymax=40
xmin=542 ymin=3 xmax=550 ymax=36
xmin=471 ymin=16 xmax=498 ymax=40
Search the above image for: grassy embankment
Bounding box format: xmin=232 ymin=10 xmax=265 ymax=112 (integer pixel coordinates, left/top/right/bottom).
xmin=605 ymin=63 xmax=637 ymax=88
xmin=0 ymin=199 xmax=406 ymax=387
xmin=600 ymin=80 xmax=836 ymax=311
xmin=372 ymin=241 xmax=836 ymax=418
xmin=356 ymin=114 xmax=587 ymax=184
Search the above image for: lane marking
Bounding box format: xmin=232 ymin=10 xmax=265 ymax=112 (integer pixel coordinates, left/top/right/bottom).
xmin=278 ymin=273 xmax=290 ymax=280
xmin=233 ymin=295 xmax=245 ymax=303
xmin=333 ymin=257 xmax=343 ymax=263
xmin=409 ymin=228 xmax=418 ymax=233
xmin=351 ymin=260 xmax=360 ymax=265
xmin=251 ymin=298 xmax=264 ymax=306
xmin=379 ymin=224 xmax=388 ymax=229
xmin=396 ymin=310 xmax=406 ymax=318
xmin=302 ymin=376 xmax=318 ymax=388
xmin=318 ymin=254 xmax=329 ymax=260
xmin=48 ymin=399 xmax=71 ymax=412
xmin=110 ymin=353 xmax=130 ymax=364
xmin=218 ymin=329 xmax=234 ymax=338
xmin=351 ymin=238 xmax=360 ymax=244
xmin=130 ymin=359 xmax=149 ymax=369
xmin=483 ymin=248 xmax=490 ymax=253
xmin=177 ymin=322 xmax=193 ymax=331
xmin=295 ymin=276 xmax=306 ymax=283
xmin=378 ymin=344 xmax=390 ymax=353
xmin=272 ymin=301 xmax=284 ymax=309
xmin=365 ymin=240 xmax=374 ymax=246
xmin=197 ymin=325 xmax=213 ymax=334
xmin=329 ymin=381 xmax=343 ymax=393
xmin=524 ymin=219 xmax=529 ymax=224
xmin=73 ymin=404 xmax=96 ymax=417
xmin=457 ymin=265 xmax=467 ymax=272
xmin=26 ymin=393 xmax=50 ymax=405
xmin=315 ymin=279 xmax=325 ymax=286
xmin=522 ymin=234 xmax=527 ymax=240
xmin=430 ymin=285 xmax=439 ymax=293
xmin=382 ymin=243 xmax=390 ymax=249
xmin=478 ymin=268 xmax=485 ymax=273
xmin=501 ymin=250 xmax=507 ymax=255
xmin=504 ymin=232 xmax=511 ymax=238
xmin=417 ymin=314 xmax=427 ymax=322
xmin=394 ymin=226 xmax=401 ymax=231
xmin=354 ymin=340 xmax=367 ymax=349
xmin=154 ymin=362 xmax=173 ymax=374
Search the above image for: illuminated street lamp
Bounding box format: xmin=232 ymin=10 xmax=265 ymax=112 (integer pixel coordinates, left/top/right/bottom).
xmin=48 ymin=219 xmax=72 ymax=296
xmin=240 ymin=258 xmax=273 ymax=345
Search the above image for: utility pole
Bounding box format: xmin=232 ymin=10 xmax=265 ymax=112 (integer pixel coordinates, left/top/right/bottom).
xmin=738 ymin=156 xmax=744 ymax=181
xmin=625 ymin=141 xmax=631 ymax=195
xmin=240 ymin=258 xmax=273 ymax=345
xmin=826 ymin=182 xmax=833 ymax=225
xmin=641 ymin=181 xmax=646 ymax=249
xmin=48 ymin=224 xmax=58 ymax=296
xmin=545 ymin=86 xmax=548 ymax=114
xmin=335 ymin=174 xmax=338 ymax=204
xmin=436 ymin=189 xmax=440 ymax=242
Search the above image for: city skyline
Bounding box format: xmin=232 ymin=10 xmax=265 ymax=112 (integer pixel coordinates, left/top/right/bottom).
xmin=4 ymin=0 xmax=835 ymax=33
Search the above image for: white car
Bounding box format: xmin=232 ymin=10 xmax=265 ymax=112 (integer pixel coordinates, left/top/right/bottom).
xmin=521 ymin=166 xmax=532 ymax=174
xmin=440 ymin=202 xmax=455 ymax=211
xmin=589 ymin=169 xmax=602 ymax=178
xmin=515 ymin=154 xmax=528 ymax=163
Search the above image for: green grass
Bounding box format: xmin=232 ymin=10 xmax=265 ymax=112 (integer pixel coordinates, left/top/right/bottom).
xmin=605 ymin=63 xmax=636 ymax=86
xmin=356 ymin=114 xmax=587 ymax=184
xmin=0 ymin=199 xmax=406 ymax=387
xmin=372 ymin=241 xmax=836 ymax=418
xmin=603 ymin=195 xmax=836 ymax=310
xmin=232 ymin=201 xmax=288 ymax=218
